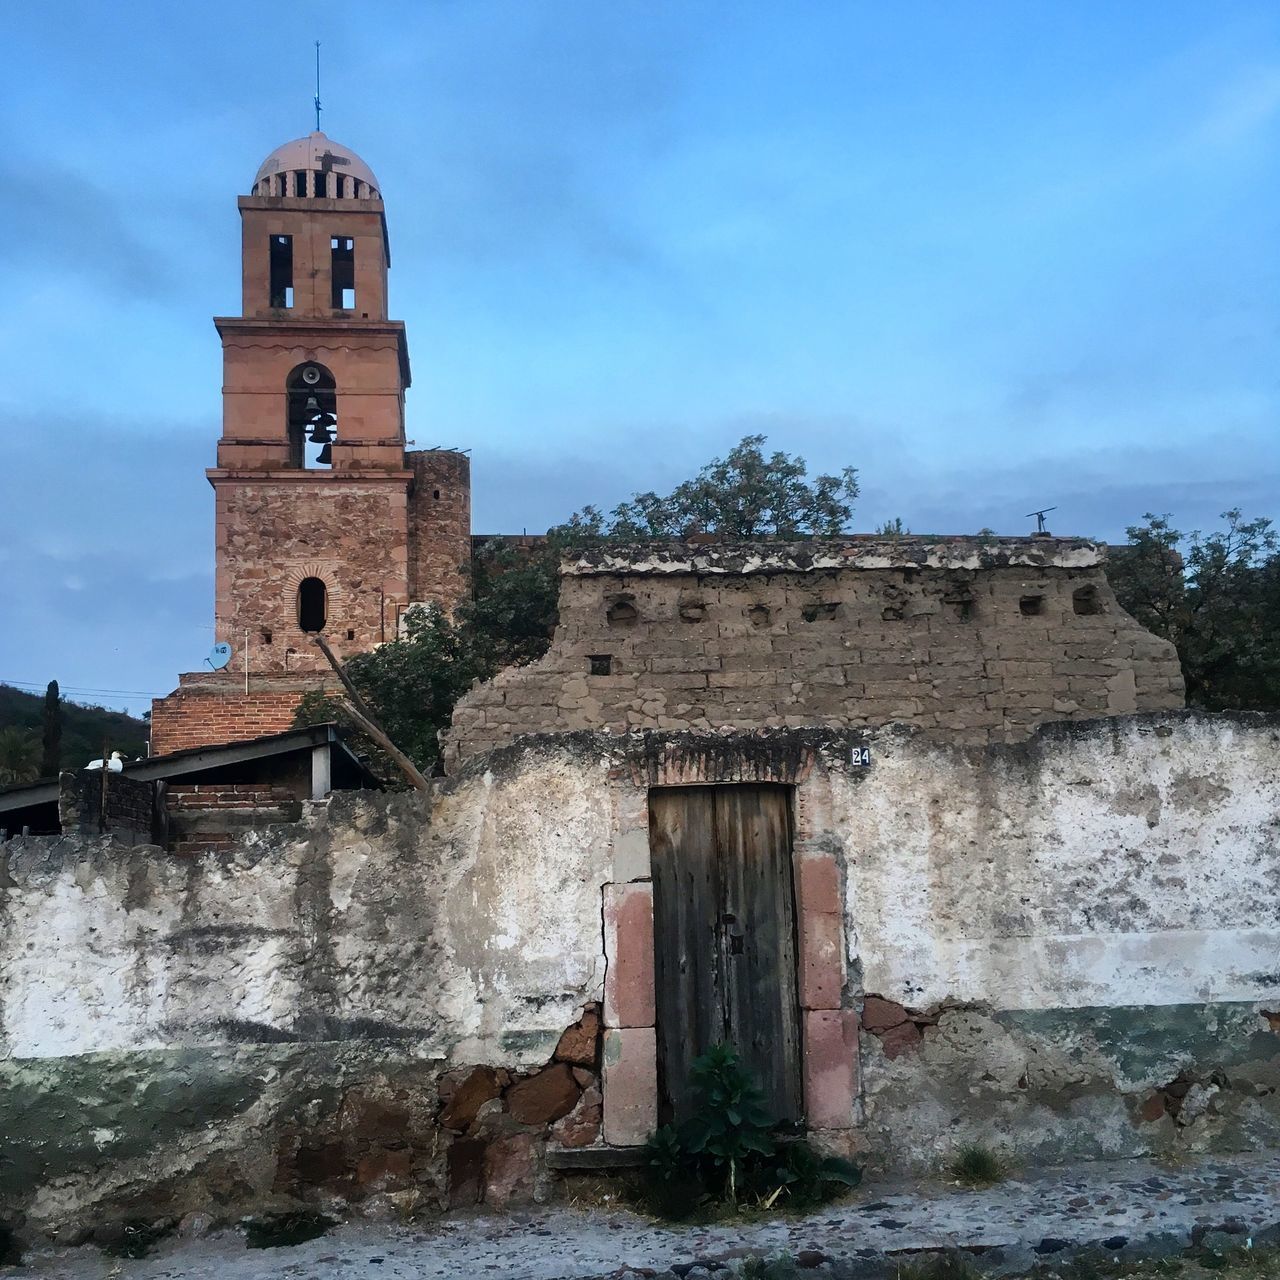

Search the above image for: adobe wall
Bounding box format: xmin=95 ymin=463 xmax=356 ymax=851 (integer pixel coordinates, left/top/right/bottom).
xmin=2 ymin=712 xmax=1277 ymax=1235
xmin=444 ymin=538 xmax=1185 ymax=766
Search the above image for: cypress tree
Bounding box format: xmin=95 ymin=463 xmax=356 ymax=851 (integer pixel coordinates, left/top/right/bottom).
xmin=40 ymin=680 xmax=62 ymax=777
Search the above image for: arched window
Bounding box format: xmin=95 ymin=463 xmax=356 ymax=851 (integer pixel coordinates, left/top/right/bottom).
xmin=285 ymin=363 xmax=338 ymax=469
xmin=298 ymin=577 xmax=327 ymax=632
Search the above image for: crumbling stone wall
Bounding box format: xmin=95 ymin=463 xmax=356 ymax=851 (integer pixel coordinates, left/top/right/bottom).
xmin=56 ymin=771 xmax=155 ymax=845
xmin=406 ymin=449 xmax=471 ymax=613
xmin=2 ymin=712 xmax=1276 ymax=1236
xmin=444 ymin=538 xmax=1184 ymax=766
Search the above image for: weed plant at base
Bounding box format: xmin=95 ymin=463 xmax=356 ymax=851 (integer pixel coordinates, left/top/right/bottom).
xmin=640 ymin=1043 xmax=861 ymax=1220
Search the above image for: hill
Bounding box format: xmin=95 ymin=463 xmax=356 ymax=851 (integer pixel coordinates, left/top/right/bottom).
xmin=0 ymin=684 xmax=149 ymax=780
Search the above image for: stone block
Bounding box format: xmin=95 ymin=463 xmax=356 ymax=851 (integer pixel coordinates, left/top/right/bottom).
xmin=602 ymin=1027 xmax=657 ymax=1145
xmin=549 ymin=1084 xmax=602 ymax=1149
xmin=554 ymin=1007 xmax=601 ymax=1068
xmin=795 ymin=851 xmax=840 ymax=914
xmin=483 ymin=1132 xmax=538 ymax=1207
xmin=439 ymin=1066 xmax=503 ymax=1132
xmin=798 ymin=909 xmax=844 ymax=1010
xmin=447 ymin=1137 xmax=486 ymax=1208
xmin=802 ymin=1009 xmax=858 ymax=1130
xmin=603 ymin=883 xmax=656 ymax=1028
xmin=505 ymin=1063 xmax=581 ymax=1126
xmin=879 ymin=1019 xmax=923 ymax=1058
xmin=860 ymin=995 xmax=909 ymax=1032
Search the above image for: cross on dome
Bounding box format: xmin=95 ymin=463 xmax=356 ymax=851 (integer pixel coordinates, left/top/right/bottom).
xmin=251 ymin=131 xmax=380 ymax=199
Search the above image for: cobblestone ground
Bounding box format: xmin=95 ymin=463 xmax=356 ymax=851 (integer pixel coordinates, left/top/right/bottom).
xmin=11 ymin=1152 xmax=1280 ymax=1280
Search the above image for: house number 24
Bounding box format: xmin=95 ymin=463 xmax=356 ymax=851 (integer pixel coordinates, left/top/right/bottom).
xmin=851 ymin=746 xmax=871 ymax=767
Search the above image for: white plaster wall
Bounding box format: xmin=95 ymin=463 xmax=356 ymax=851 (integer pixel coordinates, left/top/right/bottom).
xmin=2 ymin=716 xmax=1277 ymax=1067
xmin=836 ymin=716 xmax=1280 ymax=1009
xmin=0 ymin=747 xmax=615 ymax=1064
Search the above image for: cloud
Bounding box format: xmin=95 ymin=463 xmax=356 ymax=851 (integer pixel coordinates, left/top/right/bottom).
xmin=1187 ymin=64 xmax=1280 ymax=150
xmin=0 ymin=413 xmax=212 ymax=567
xmin=0 ymin=154 xmax=176 ymax=300
xmin=471 ymin=409 xmax=1279 ymax=548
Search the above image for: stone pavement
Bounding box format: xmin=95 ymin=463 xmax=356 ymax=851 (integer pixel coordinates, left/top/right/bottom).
xmin=12 ymin=1151 xmax=1280 ymax=1280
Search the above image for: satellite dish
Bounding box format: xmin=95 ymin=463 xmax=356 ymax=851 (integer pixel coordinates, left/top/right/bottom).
xmin=206 ymin=642 xmax=233 ymax=670
xmin=302 ymin=365 xmax=322 ymax=385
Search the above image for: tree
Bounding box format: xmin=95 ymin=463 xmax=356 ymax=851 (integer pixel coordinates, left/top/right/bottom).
xmin=0 ymin=727 xmax=40 ymax=786
xmin=295 ymin=435 xmax=861 ymax=777
xmin=558 ymin=434 xmax=858 ymax=540
xmin=294 ymin=605 xmax=481 ymax=776
xmin=876 ymin=517 xmax=910 ymax=537
xmin=40 ymin=680 xmax=62 ymax=778
xmin=1109 ymin=510 xmax=1280 ymax=711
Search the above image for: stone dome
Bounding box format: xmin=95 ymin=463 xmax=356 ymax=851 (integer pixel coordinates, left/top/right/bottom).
xmin=251 ymin=131 xmax=381 ymax=199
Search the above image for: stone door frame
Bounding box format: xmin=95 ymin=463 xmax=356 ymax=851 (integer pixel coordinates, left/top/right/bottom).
xmin=598 ymin=741 xmax=859 ymax=1146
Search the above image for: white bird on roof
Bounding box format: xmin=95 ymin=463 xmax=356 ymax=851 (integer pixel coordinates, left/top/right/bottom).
xmin=85 ymin=751 xmax=125 ymax=772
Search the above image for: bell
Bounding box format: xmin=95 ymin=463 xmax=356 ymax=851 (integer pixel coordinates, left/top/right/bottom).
xmin=306 ymin=416 xmax=336 ymax=444
xmin=316 ymin=442 xmax=333 ymax=465
xmin=303 ymin=394 xmax=321 ymax=415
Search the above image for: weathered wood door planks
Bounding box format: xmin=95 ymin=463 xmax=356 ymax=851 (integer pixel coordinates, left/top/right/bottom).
xmin=649 ymin=784 xmax=803 ymax=1125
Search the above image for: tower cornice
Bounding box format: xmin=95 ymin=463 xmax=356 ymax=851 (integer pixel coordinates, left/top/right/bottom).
xmin=214 ymin=317 xmax=411 ymax=387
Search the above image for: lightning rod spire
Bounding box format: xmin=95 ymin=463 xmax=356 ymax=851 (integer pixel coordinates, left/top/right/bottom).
xmin=314 ymin=40 xmax=322 ymax=132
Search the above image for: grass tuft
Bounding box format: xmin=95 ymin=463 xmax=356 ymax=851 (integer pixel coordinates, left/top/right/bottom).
xmin=897 ymin=1249 xmax=985 ymax=1280
xmin=739 ymin=1253 xmax=797 ymax=1279
xmin=947 ymin=1143 xmax=1006 ymax=1186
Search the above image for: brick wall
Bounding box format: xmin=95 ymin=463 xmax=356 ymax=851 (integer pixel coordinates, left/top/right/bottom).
xmin=149 ymin=682 xmax=306 ymax=755
xmin=443 ymin=538 xmax=1186 ymax=765
xmin=165 ymin=783 xmax=303 ymax=856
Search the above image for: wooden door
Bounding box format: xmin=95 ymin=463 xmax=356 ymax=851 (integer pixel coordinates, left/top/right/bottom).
xmin=649 ymin=784 xmax=803 ymax=1125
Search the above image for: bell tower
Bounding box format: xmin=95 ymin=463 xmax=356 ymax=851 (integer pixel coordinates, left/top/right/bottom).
xmin=210 ymin=132 xmax=416 ymax=674
xmin=150 ymin=132 xmax=472 ymax=756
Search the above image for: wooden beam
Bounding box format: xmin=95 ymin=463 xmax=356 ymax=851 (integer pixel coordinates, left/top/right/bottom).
xmin=310 ymin=635 xmax=431 ymax=792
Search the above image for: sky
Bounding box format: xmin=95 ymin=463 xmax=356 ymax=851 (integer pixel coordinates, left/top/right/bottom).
xmin=1 ymin=0 xmax=1277 ymax=718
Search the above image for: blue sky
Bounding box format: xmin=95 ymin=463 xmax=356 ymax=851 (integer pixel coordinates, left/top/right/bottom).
xmin=1 ymin=1 xmax=1277 ymax=717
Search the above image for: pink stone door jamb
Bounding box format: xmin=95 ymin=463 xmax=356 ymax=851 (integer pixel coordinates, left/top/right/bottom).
xmin=599 ymin=749 xmax=859 ymax=1146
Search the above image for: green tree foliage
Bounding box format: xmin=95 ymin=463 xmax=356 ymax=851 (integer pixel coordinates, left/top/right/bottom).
xmin=876 ymin=516 xmax=910 ymax=537
xmin=560 ymin=434 xmax=858 ymax=540
xmin=296 ymin=435 xmax=860 ymax=776
xmin=0 ymin=685 xmax=146 ymax=777
xmin=1108 ymin=510 xmax=1280 ymax=710
xmin=0 ymin=727 xmax=40 ymax=786
xmin=293 ymin=605 xmax=480 ymax=775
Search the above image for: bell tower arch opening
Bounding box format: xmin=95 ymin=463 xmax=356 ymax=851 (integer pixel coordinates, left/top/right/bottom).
xmin=286 ymin=362 xmax=337 ymax=469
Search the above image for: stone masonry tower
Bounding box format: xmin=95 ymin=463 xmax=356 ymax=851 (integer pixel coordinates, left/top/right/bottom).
xmin=151 ymin=133 xmax=471 ymax=754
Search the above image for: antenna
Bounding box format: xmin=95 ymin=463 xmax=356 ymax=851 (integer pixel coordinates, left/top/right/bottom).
xmin=314 ymin=40 xmax=322 ymax=132
xmin=206 ymin=642 xmax=233 ymax=671
xmin=1025 ymin=506 xmax=1057 ymax=535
